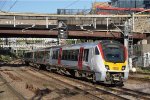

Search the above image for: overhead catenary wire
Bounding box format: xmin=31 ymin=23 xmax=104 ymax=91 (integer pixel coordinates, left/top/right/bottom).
xmin=64 ymin=0 xmax=80 ymax=9
xmin=7 ymin=0 xmax=18 ymax=12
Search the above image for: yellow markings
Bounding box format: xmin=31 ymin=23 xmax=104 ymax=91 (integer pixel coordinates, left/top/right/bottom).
xmin=104 ymin=61 xmax=127 ymax=71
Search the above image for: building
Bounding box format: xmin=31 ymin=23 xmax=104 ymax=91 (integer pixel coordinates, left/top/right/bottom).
xmin=133 ymin=38 xmax=150 ymax=67
xmin=92 ymin=2 xmax=111 ymax=9
xmin=144 ymin=0 xmax=150 ymax=9
xmin=111 ymin=0 xmax=150 ymax=9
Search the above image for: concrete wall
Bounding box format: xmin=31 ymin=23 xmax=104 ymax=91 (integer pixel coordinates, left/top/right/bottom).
xmin=142 ymin=44 xmax=150 ymax=53
xmin=147 ymin=36 xmax=150 ymax=44
xmin=133 ymin=38 xmax=150 ymax=67
xmin=133 ymin=44 xmax=143 ymax=56
xmin=133 ymin=44 xmax=150 ymax=56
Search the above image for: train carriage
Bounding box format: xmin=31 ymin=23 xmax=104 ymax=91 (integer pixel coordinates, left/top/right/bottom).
xmin=24 ymin=50 xmax=34 ymax=66
xmin=24 ymin=40 xmax=129 ymax=85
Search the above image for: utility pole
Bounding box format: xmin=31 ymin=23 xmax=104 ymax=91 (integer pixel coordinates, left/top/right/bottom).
xmin=124 ymin=14 xmax=134 ymax=71
xmin=124 ymin=21 xmax=130 ymax=70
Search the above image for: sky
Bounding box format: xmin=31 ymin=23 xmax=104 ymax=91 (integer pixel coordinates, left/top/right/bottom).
xmin=0 ymin=0 xmax=110 ymax=13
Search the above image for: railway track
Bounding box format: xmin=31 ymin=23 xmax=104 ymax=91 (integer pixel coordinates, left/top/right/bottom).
xmin=0 ymin=73 xmax=26 ymax=100
xmin=108 ymin=86 xmax=150 ymax=100
xmin=1 ymin=63 xmax=149 ymax=100
xmin=28 ymin=67 xmax=128 ymax=100
xmin=129 ymin=72 xmax=150 ymax=82
xmin=16 ymin=67 xmax=103 ymax=100
xmin=29 ymin=67 xmax=150 ymax=100
xmin=129 ymin=76 xmax=150 ymax=82
xmin=136 ymin=72 xmax=150 ymax=75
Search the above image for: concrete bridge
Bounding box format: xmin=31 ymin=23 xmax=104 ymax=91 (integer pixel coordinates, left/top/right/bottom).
xmin=0 ymin=11 xmax=150 ymax=40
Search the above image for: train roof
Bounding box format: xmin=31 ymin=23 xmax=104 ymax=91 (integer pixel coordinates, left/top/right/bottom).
xmin=61 ymin=40 xmax=122 ymax=49
xmin=24 ymin=40 xmax=122 ymax=52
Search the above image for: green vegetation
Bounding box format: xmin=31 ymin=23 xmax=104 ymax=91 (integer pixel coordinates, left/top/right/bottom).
xmin=136 ymin=67 xmax=150 ymax=74
xmin=144 ymin=76 xmax=150 ymax=79
xmin=0 ymin=47 xmax=17 ymax=62
xmin=0 ymin=55 xmax=12 ymax=62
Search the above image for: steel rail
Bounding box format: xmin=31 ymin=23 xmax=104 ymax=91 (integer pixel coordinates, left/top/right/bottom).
xmin=29 ymin=67 xmax=128 ymax=100
xmin=30 ymin=66 xmax=150 ymax=100
xmin=0 ymin=74 xmax=26 ymax=100
xmin=129 ymin=76 xmax=150 ymax=82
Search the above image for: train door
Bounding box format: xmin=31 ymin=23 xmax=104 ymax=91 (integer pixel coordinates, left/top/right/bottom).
xmin=78 ymin=47 xmax=84 ymax=70
xmin=58 ymin=48 xmax=62 ymax=65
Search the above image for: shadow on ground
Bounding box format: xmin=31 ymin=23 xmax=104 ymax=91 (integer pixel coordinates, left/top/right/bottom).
xmin=0 ymin=63 xmax=26 ymax=68
xmin=31 ymin=88 xmax=51 ymax=100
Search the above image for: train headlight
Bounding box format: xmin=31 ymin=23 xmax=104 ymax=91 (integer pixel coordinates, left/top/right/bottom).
xmin=105 ymin=65 xmax=109 ymax=70
xmin=122 ymin=66 xmax=126 ymax=70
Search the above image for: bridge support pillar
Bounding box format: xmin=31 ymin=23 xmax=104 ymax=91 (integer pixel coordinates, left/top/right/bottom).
xmin=93 ymin=18 xmax=97 ymax=29
xmin=14 ymin=16 xmax=16 ymax=27
xmin=46 ymin=17 xmax=49 ymax=28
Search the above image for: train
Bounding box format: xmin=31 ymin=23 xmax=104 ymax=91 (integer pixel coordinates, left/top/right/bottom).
xmin=24 ymin=40 xmax=129 ymax=85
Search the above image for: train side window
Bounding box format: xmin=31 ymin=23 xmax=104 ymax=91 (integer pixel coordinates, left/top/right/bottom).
xmin=41 ymin=51 xmax=44 ymax=58
xmin=83 ymin=49 xmax=89 ymax=62
xmin=75 ymin=50 xmax=79 ymax=61
xmin=52 ymin=50 xmax=59 ymax=59
xmin=67 ymin=51 xmax=70 ymax=60
xmin=62 ymin=50 xmax=79 ymax=61
xmin=64 ymin=50 xmax=67 ymax=60
xmin=34 ymin=52 xmax=37 ymax=58
xmin=56 ymin=51 xmax=58 ymax=59
xmin=72 ymin=50 xmax=75 ymax=61
xmin=45 ymin=51 xmax=49 ymax=59
xmin=39 ymin=51 xmax=42 ymax=58
xmin=28 ymin=52 xmax=32 ymax=58
xmin=62 ymin=50 xmax=64 ymax=60
xmin=95 ymin=47 xmax=99 ymax=55
xmin=52 ymin=51 xmax=55 ymax=59
xmin=70 ymin=50 xmax=73 ymax=61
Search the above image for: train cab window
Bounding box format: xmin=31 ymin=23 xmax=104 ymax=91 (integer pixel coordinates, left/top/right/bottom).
xmin=95 ymin=47 xmax=100 ymax=55
xmin=83 ymin=49 xmax=89 ymax=62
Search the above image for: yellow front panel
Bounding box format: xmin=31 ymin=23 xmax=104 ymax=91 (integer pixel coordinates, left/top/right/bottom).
xmin=104 ymin=61 xmax=126 ymax=71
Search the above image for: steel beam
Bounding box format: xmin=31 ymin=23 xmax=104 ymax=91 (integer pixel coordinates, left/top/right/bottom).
xmin=0 ymin=29 xmax=146 ymax=39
